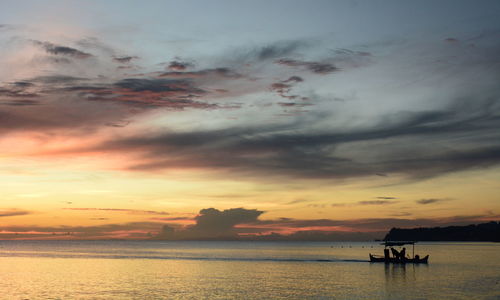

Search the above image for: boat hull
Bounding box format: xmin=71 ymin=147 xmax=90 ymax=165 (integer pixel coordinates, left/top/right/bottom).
xmin=369 ymin=254 xmax=429 ymax=264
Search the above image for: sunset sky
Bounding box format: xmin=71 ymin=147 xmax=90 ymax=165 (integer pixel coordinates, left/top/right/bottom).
xmin=1 ymin=0 xmax=499 ymax=240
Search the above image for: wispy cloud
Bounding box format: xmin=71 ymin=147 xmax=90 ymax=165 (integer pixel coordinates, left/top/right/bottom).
xmin=416 ymin=198 xmax=451 ymax=205
xmin=0 ymin=209 xmax=31 ymax=217
xmin=32 ymin=40 xmax=93 ymax=59
xmin=357 ymin=200 xmax=398 ymax=205
xmin=113 ymin=56 xmax=139 ymax=63
xmin=63 ymin=208 xmax=169 ymax=215
xmin=275 ymin=58 xmax=338 ymax=74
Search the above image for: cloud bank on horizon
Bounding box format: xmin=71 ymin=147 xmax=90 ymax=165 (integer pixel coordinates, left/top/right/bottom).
xmin=0 ymin=0 xmax=499 ymax=240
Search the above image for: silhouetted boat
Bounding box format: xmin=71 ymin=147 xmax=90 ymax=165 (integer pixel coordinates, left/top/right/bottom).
xmin=369 ymin=241 xmax=429 ymax=264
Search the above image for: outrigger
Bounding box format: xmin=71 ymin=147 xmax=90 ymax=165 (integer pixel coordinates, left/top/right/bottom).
xmin=369 ymin=241 xmax=429 ymax=264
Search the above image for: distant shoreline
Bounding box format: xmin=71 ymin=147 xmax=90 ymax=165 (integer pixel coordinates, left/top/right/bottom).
xmin=1 ymin=221 xmax=498 ymax=242
xmin=383 ymin=221 xmax=500 ymax=243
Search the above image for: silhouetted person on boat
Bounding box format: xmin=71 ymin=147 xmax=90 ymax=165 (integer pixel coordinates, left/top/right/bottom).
xmin=390 ymin=247 xmax=400 ymax=259
xmin=400 ymin=247 xmax=407 ymax=260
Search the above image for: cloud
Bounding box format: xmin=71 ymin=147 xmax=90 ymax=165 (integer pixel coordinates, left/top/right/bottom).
xmin=32 ymin=40 xmax=93 ymax=59
xmin=251 ymin=230 xmax=383 ymax=241
xmin=153 ymin=207 xmax=500 ymax=240
xmin=331 ymin=200 xmax=398 ymax=207
xmin=357 ymin=200 xmax=398 ymax=205
xmin=270 ymin=76 xmax=308 ymax=101
xmin=275 ymin=58 xmax=338 ymax=74
xmin=222 ymin=40 xmax=308 ymax=64
xmin=1 ymin=28 xmax=500 ymax=185
xmin=158 ymin=67 xmax=243 ymax=79
xmin=0 ymin=99 xmax=41 ymax=106
xmin=252 ymin=40 xmax=308 ymax=61
xmin=30 ymin=75 xmax=89 ymax=84
xmin=416 ymin=198 xmax=450 ymax=205
xmin=0 ymin=209 xmax=31 ymax=217
xmin=150 ymin=216 xmax=193 ymax=221
xmin=0 ymin=206 xmax=497 ymax=240
xmin=168 ymin=60 xmax=195 ymax=71
xmin=78 ymin=97 xmax=500 ymax=180
xmin=156 ymin=207 xmax=263 ymax=240
xmin=0 ymin=222 xmax=163 ymax=239
xmin=113 ymin=56 xmax=139 ymax=63
xmin=63 ymin=208 xmax=169 ymax=215
xmin=249 ymin=214 xmax=500 ymax=232
xmin=114 ymin=78 xmax=204 ymax=93
xmin=286 ymin=199 xmax=313 ymax=205
xmin=0 ymin=87 xmax=39 ymax=98
xmin=283 ymin=76 xmax=304 ymax=83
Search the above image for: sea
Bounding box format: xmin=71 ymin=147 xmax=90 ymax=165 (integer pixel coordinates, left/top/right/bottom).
xmin=0 ymin=241 xmax=498 ymax=299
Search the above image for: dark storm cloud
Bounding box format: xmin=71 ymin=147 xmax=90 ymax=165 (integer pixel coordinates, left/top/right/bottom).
xmin=275 ymin=58 xmax=338 ymax=74
xmin=32 ymin=40 xmax=93 ymax=59
xmin=376 ymin=197 xmax=398 ymax=200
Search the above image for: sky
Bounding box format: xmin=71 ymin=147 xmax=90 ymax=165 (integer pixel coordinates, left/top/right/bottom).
xmin=1 ymin=0 xmax=499 ymax=240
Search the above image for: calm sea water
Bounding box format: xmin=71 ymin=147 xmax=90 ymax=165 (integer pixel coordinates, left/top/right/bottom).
xmin=0 ymin=241 xmax=498 ymax=299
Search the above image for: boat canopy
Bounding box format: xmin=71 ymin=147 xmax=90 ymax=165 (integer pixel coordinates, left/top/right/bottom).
xmin=382 ymin=241 xmax=415 ymax=247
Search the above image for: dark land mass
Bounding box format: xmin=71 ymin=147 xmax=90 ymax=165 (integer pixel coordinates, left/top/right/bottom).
xmin=384 ymin=221 xmax=500 ymax=242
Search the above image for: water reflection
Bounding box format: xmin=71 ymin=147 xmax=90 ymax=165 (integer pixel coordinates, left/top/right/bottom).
xmin=385 ymin=263 xmax=409 ymax=282
xmin=0 ymin=241 xmax=497 ymax=299
xmin=383 ymin=263 xmax=431 ymax=298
